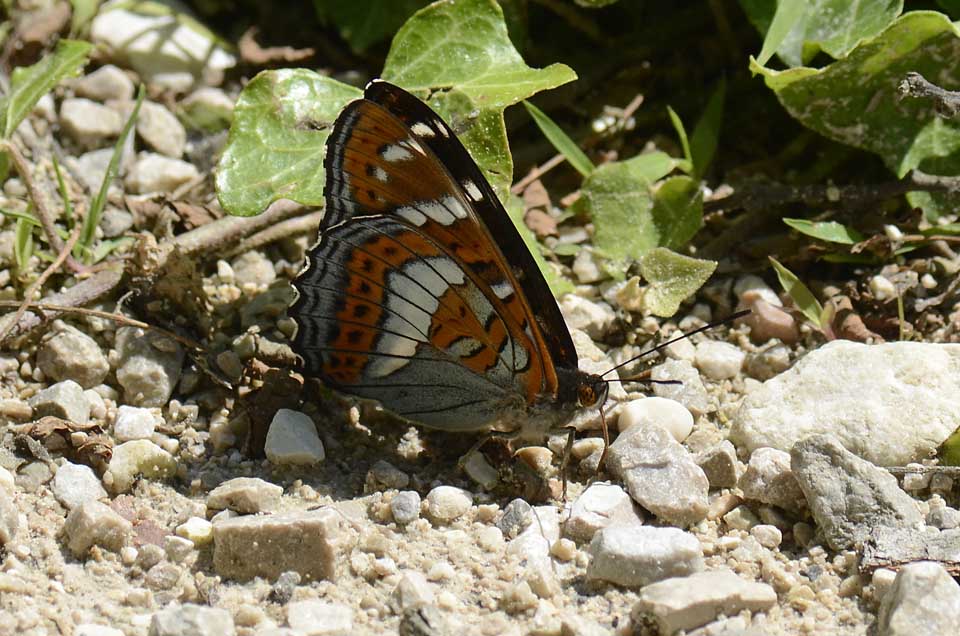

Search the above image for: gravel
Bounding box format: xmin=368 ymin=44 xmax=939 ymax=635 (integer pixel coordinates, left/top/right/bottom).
xmin=587 ymin=525 xmax=704 ymax=587
xmin=265 ymin=408 xmax=326 ymax=465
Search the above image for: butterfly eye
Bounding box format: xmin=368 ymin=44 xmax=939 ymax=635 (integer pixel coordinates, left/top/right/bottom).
xmin=577 ymin=384 xmax=598 ymax=408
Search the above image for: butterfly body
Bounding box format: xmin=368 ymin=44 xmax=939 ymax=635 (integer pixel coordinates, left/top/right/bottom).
xmin=290 ymin=81 xmax=607 ymax=442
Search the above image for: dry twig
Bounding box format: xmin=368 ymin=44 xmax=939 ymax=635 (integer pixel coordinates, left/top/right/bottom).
xmin=898 ymin=71 xmax=960 ymax=118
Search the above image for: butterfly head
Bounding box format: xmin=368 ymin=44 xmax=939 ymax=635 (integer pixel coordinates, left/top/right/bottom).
xmin=576 ymin=375 xmax=608 ymax=409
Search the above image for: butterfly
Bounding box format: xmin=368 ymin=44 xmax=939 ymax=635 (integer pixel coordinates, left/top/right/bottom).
xmin=289 ymin=80 xmax=610 ymax=455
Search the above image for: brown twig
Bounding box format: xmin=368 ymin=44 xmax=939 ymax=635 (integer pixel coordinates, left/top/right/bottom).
xmin=171 ymin=198 xmax=306 ymax=256
xmin=898 ymin=72 xmax=960 ymax=118
xmin=2 ymin=139 xmax=85 ymax=274
xmin=0 ymin=300 xmax=205 ymax=352
xmin=224 ymin=209 xmax=324 ymax=258
xmin=511 ymin=154 xmax=565 ymax=195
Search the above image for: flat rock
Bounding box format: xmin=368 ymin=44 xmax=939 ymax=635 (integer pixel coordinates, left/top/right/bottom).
xmin=563 ymin=481 xmax=643 ymax=543
xmin=105 ymin=440 xmax=178 ymax=494
xmin=149 ymin=604 xmax=235 ymax=636
xmin=265 ymin=409 xmax=325 ymax=465
xmin=694 ymin=341 xmax=745 ymax=380
xmin=213 ymin=509 xmax=342 ymax=582
xmin=52 ymin=461 xmax=107 ymax=510
xmin=28 ymin=379 xmax=90 ymax=424
xmin=59 ymin=98 xmax=123 ymax=148
xmin=651 ymin=358 xmax=712 ymax=416
xmin=631 ymin=568 xmax=777 ymax=633
xmin=64 ymin=500 xmax=131 ymax=557
xmin=72 ymin=64 xmax=134 ymax=102
xmin=606 ymin=423 xmax=708 ymax=526
xmin=287 ymin=600 xmax=353 ymax=636
xmin=791 ymin=435 xmax=923 ymax=550
xmin=861 ymin=526 xmax=960 ymax=572
xmin=125 ymin=152 xmax=199 ymax=194
xmin=136 ymin=101 xmax=187 ymax=157
xmin=732 ymin=341 xmax=960 ymax=465
xmin=207 ymin=477 xmax=282 ymax=514
xmin=877 ymin=561 xmax=960 ymax=636
xmin=37 ymin=323 xmax=109 ymax=389
xmin=587 ymin=525 xmax=704 ymax=587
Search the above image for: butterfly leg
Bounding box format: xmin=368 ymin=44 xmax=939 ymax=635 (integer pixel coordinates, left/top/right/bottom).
xmin=559 ymin=426 xmax=576 ymax=502
xmin=456 ymin=429 xmax=522 ymax=472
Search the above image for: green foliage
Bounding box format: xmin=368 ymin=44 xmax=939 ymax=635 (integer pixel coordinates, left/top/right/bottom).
xmin=689 ymin=79 xmax=725 ymax=180
xmin=70 ymin=0 xmax=102 ymax=36
xmin=769 ymin=257 xmax=825 ymax=328
xmin=523 ymin=100 xmax=594 ymax=177
xmin=506 ymin=197 xmax=573 ymax=295
xmin=939 ymin=427 xmax=960 ymax=466
xmin=752 ymin=12 xmax=960 ymax=220
xmin=316 ymin=0 xmax=429 ymax=53
xmin=14 ymin=213 xmax=34 ymax=271
xmin=638 ymin=248 xmax=717 ymax=317
xmin=783 ymin=218 xmax=864 ymax=244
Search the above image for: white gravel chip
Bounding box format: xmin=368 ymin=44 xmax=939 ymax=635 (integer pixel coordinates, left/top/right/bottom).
xmin=631 ymin=568 xmax=777 ymax=633
xmin=37 ymin=323 xmax=110 ymax=389
xmin=64 ymin=500 xmax=132 ymax=557
xmin=390 ymin=491 xmax=421 ymax=525
xmin=149 ymin=604 xmax=235 ymax=636
xmin=125 ymin=152 xmax=200 ymax=193
xmin=287 ymin=600 xmax=353 ymax=635
xmin=29 ymin=379 xmax=90 ymax=424
xmin=0 ymin=489 xmax=18 ymax=547
xmin=694 ymin=340 xmax=745 ymax=380
xmin=751 ymin=524 xmax=783 ymax=549
xmin=617 ymin=396 xmax=693 ymax=442
xmin=115 ymin=327 xmax=184 ymax=407
xmin=113 ymin=405 xmax=160 ymax=442
xmin=72 ymin=64 xmax=134 ymax=102
xmin=176 ymin=517 xmax=214 ymax=546
xmin=52 ymin=461 xmax=107 ymax=510
xmin=738 ymin=447 xmax=806 ymax=511
xmin=75 ymin=625 xmax=126 ymax=636
xmin=695 ymin=440 xmax=740 ymax=489
xmin=877 ymin=561 xmax=960 ymax=636
xmin=265 ymin=409 xmax=325 ymax=465
xmin=563 ymin=481 xmax=643 ymax=543
xmin=393 ymin=570 xmax=436 ymax=610
xmin=60 ymin=98 xmax=124 ymax=147
xmin=207 ymin=477 xmax=282 ymax=514
xmin=105 ymin=440 xmax=178 ymax=493
xmin=559 ymin=294 xmax=615 ymax=339
xmin=651 ymin=359 xmax=712 ymax=416
xmin=425 ymin=485 xmax=473 ymax=524
xmin=587 ymin=525 xmax=704 ymax=587
xmin=136 ymin=101 xmax=187 ymax=157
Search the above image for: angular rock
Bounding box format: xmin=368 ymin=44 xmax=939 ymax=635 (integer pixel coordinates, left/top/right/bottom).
xmin=560 ymin=294 xmax=615 ymax=339
xmin=59 ymin=98 xmax=123 ymax=148
xmin=631 ymin=569 xmax=777 ymax=633
xmin=425 ymin=486 xmax=473 ymax=524
xmin=207 ymin=477 xmax=282 ymax=514
xmin=75 ymin=626 xmax=126 ymax=636
xmin=587 ymin=525 xmax=703 ymax=587
xmin=652 ymin=358 xmax=712 ymax=416
xmin=72 ymin=64 xmax=134 ymax=102
xmin=176 ymin=516 xmax=214 ymax=546
xmin=0 ymin=489 xmax=18 ymax=546
xmin=37 ymin=324 xmax=109 ymax=389
xmin=213 ymin=509 xmax=342 ymax=582
xmin=112 ymin=405 xmax=159 ymax=442
xmin=125 ymin=152 xmax=200 ymax=194
xmin=497 ymin=498 xmax=534 ymax=539
xmin=563 ymin=482 xmax=643 ymax=543
xmin=265 ymin=409 xmax=325 ymax=465
xmin=606 ymin=423 xmax=708 ymax=526
xmin=136 ymin=101 xmax=186 ymax=158
xmin=732 ymin=341 xmax=960 ymax=465
xmin=739 ymin=447 xmax=805 ymax=511
xmin=695 ymin=441 xmax=740 ymax=489
xmin=506 ymin=506 xmax=560 ymax=570
xmin=106 ymin=440 xmax=178 ymax=493
xmin=694 ymin=341 xmax=745 ymax=380
xmin=287 ymin=600 xmax=353 ymax=636
xmin=877 ymin=561 xmax=960 ymax=636
xmin=115 ymin=327 xmax=184 ymax=407
xmin=791 ymin=435 xmax=923 ymax=550
xmin=182 ymin=87 xmax=234 ymax=131
xmin=64 ymin=500 xmax=132 ymax=557
xmin=52 ymin=461 xmax=107 ymax=510
xmin=393 ymin=570 xmax=435 ymax=610
xmin=861 ymin=527 xmax=960 ymax=572
xmin=149 ymin=604 xmax=235 ymax=636
xmin=28 ymin=379 xmax=90 ymax=424
xmin=231 ymin=250 xmax=276 ymax=289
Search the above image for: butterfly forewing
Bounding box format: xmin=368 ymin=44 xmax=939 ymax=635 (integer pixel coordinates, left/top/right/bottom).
xmin=292 ymin=81 xmax=578 ymax=429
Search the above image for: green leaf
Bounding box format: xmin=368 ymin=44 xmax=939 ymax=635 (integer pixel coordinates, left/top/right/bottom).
xmin=639 ymin=248 xmax=717 ymax=317
xmin=689 ymin=79 xmax=725 ymax=180
xmin=551 ymin=243 xmax=581 ymax=257
xmin=80 ymin=85 xmax=143 ymax=261
xmin=922 ymin=223 xmax=960 ymax=236
xmin=70 ymin=0 xmax=102 ymax=36
xmin=382 ymin=0 xmax=577 ymax=200
xmin=506 ymin=196 xmax=573 ymax=296
xmin=1 ymin=39 xmax=92 ymax=139
xmin=216 ymin=70 xmax=361 ymax=217
xmin=523 ymin=100 xmax=594 ymax=177
xmin=52 ymin=155 xmax=73 ymax=229
xmin=783 ymin=218 xmax=865 ymax=244
xmin=575 ymin=152 xmax=694 ymax=275
xmin=666 ymin=106 xmax=693 ymax=175
xmin=14 ymin=215 xmax=34 ymax=270
xmin=939 ymin=427 xmax=960 ymax=466
xmin=317 ymin=0 xmax=430 ymax=53
xmin=745 ymin=0 xmax=902 ymax=67
xmin=769 ymin=256 xmax=824 ymax=326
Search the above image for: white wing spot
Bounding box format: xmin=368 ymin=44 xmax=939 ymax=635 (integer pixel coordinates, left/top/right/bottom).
xmin=426 ymin=256 xmax=466 ymax=285
xmin=373 ymin=166 xmax=389 ymax=182
xmin=403 ymin=138 xmax=425 ymax=155
xmin=462 ymin=179 xmax=483 ymax=202
xmin=443 ymin=196 xmax=469 ymax=219
xmin=420 ymin=200 xmax=456 ymax=225
xmin=490 ymin=280 xmax=514 ymax=300
xmin=410 ymin=122 xmax=436 ymax=138
xmin=381 ymin=144 xmax=413 ymax=162
xmin=396 ymin=206 xmax=427 ymax=226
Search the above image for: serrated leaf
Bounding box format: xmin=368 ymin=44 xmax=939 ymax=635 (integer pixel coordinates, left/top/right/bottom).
xmin=523 ymin=100 xmax=594 ymax=177
xmin=317 ymin=0 xmax=429 ymax=53
xmin=574 ymin=153 xmax=694 ymax=276
xmin=382 ymin=0 xmax=576 ymax=200
xmin=506 ymin=196 xmax=573 ymax=296
xmin=769 ymin=256 xmax=824 ymax=326
xmin=745 ymin=0 xmax=902 ymax=67
xmin=783 ymin=218 xmax=864 ymax=244
xmin=690 ymin=79 xmax=725 ymax=180
xmin=216 ymin=70 xmax=361 ymax=217
xmin=639 ymin=248 xmax=716 ymax=317
xmin=1 ymin=39 xmax=92 ymax=139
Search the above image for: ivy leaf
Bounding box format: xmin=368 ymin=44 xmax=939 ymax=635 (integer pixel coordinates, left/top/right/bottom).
xmin=639 ymin=248 xmax=717 ymax=317
xmin=506 ymin=196 xmax=573 ymax=296
xmin=215 ymin=70 xmax=361 ymax=217
xmin=315 ymin=0 xmax=429 ymax=53
xmin=752 ymin=12 xmax=960 ymax=220
xmin=783 ymin=218 xmax=865 ymax=244
xmin=382 ymin=0 xmax=577 ymax=200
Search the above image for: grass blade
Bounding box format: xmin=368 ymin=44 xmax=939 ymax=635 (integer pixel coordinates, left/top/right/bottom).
xmin=52 ymin=154 xmax=74 ymax=229
xmin=769 ymin=256 xmax=824 ymax=327
xmin=523 ymin=100 xmax=595 ymax=178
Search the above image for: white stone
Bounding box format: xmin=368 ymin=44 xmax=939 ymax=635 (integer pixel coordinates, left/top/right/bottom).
xmin=113 ymin=405 xmax=159 ymax=442
xmin=870 ymin=275 xmax=897 ymax=301
xmin=265 ymin=409 xmax=324 ymax=465
xmin=652 ymin=359 xmax=712 ymax=416
xmin=425 ymin=486 xmax=473 ymax=524
xmin=72 ymin=65 xmax=134 ymax=102
xmin=738 ymin=447 xmax=805 ymax=511
xmin=559 ymin=294 xmax=615 ymax=339
xmin=52 ymin=461 xmax=107 ymax=510
xmin=76 ymin=625 xmax=126 ymax=636
xmin=286 ymin=600 xmax=351 ymax=636
xmin=631 ymin=568 xmax=777 ymax=633
xmin=507 ymin=506 xmax=560 ymax=569
xmin=617 ymin=397 xmax=693 ymax=441
xmin=59 ymin=98 xmax=123 ymax=148
xmin=0 ymin=467 xmax=14 ymax=493
xmin=64 ymin=500 xmax=132 ymax=557
xmin=734 ymin=274 xmax=781 ymax=307
xmin=390 ymin=491 xmax=421 ymax=525
xmin=149 ymin=604 xmax=236 ymax=636
xmin=572 ymin=249 xmax=605 ymax=283
xmin=877 ymin=561 xmax=960 ymax=635
xmin=182 ymin=87 xmax=234 ymax=130
xmin=105 ymin=440 xmax=178 ymax=493
xmin=563 ymin=482 xmax=642 ymax=543
xmin=125 ymin=152 xmax=199 ymax=193
xmin=723 ymin=505 xmax=760 ymax=531
xmin=135 ymin=101 xmax=187 ymax=158
xmin=731 ymin=341 xmax=960 ymax=465
xmin=37 ymin=323 xmax=109 ymax=389
xmin=587 ymin=525 xmax=704 ymax=587
xmin=751 ymin=524 xmax=783 ymax=549
xmin=208 ymin=477 xmax=282 ymax=514
xmin=29 ymin=379 xmax=90 ymax=424
xmin=694 ymin=341 xmax=745 ymax=380
xmin=393 ymin=570 xmax=435 ymax=610
xmin=176 ymin=516 xmax=213 ymax=546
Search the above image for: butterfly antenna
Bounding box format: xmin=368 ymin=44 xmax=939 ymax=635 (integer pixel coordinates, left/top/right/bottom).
xmin=598 ymin=404 xmax=609 ymax=472
xmin=601 ymin=309 xmax=752 ymax=379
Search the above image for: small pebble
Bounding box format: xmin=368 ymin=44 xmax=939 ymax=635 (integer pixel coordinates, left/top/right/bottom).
xmin=113 ymin=405 xmax=159 ymax=442
xmin=425 ymin=486 xmax=473 ymax=524
xmin=52 ymin=461 xmax=107 ymax=510
xmin=617 ymin=397 xmax=693 ymax=442
xmin=265 ymin=409 xmax=325 ymax=465
xmin=750 ymin=524 xmax=783 ymax=549
xmin=694 ymin=341 xmax=745 ymax=380
xmin=287 ymin=600 xmax=353 ymax=635
xmin=207 ymin=477 xmax=282 ymax=514
xmin=869 ymin=275 xmax=897 ymax=301
xmin=390 ymin=491 xmax=421 ymax=525
xmin=176 ymin=517 xmax=214 ymax=545
xmin=723 ymin=505 xmax=760 ymax=531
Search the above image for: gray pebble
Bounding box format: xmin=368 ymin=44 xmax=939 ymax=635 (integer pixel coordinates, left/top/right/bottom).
xmin=391 ymin=491 xmax=421 ymax=525
xmin=37 ymin=324 xmax=109 ymax=389
xmin=52 ymin=461 xmax=107 ymax=510
xmin=29 ymin=379 xmax=90 ymax=424
xmin=497 ymin=498 xmax=534 ymax=539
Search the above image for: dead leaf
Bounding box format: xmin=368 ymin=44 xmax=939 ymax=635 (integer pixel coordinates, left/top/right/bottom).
xmin=16 ymin=416 xmax=113 ymax=473
xmin=170 ymin=201 xmax=221 ymax=230
xmin=239 ymin=26 xmax=315 ymax=65
xmin=828 ymin=296 xmax=884 ymax=343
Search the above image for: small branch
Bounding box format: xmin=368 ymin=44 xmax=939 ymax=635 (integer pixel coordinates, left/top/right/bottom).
xmin=2 ymin=140 xmax=85 ymax=274
xmin=224 ymin=210 xmax=324 ymax=258
xmin=898 ymin=72 xmax=960 ymax=118
xmin=884 ymin=465 xmax=960 ymax=478
xmin=171 ymin=199 xmax=306 ymax=257
xmin=511 ymin=154 xmax=565 ymax=195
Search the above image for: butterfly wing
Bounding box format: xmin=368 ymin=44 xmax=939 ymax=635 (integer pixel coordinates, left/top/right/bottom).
xmin=291 ymin=81 xmax=577 ymax=429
